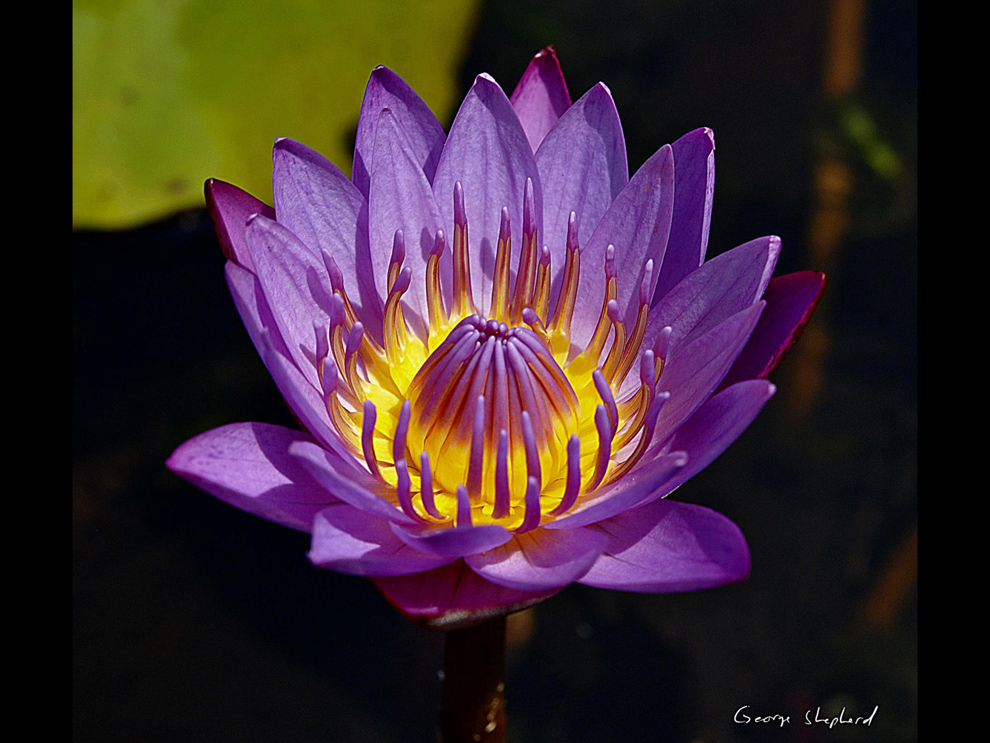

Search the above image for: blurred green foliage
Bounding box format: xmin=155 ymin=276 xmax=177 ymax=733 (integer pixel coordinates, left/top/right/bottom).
xmin=73 ymin=0 xmax=479 ymax=229
xmin=839 ymin=101 xmax=901 ymax=180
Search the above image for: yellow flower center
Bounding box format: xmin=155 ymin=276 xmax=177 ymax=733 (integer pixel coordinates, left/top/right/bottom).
xmin=316 ymin=179 xmax=666 ymax=530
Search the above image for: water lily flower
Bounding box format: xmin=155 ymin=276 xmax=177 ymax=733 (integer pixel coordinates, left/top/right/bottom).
xmin=168 ymin=48 xmax=825 ymax=630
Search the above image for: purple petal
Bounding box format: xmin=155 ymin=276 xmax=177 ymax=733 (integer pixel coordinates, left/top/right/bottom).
xmin=509 ymin=46 xmax=572 ymax=152
xmin=620 ymin=235 xmax=780 ymax=402
xmin=225 ymin=262 xmax=356 ymax=461
xmin=371 ymin=560 xmax=558 ymax=630
xmin=353 ymin=66 xmax=447 ymax=197
xmin=718 ymin=271 xmax=828 ymax=389
xmin=653 ymin=300 xmax=766 ymax=442
xmin=579 ymin=500 xmax=750 ymax=592
xmin=651 ymin=128 xmax=716 ymax=303
xmin=271 ymin=139 xmax=383 ymax=339
xmin=166 ymin=422 xmax=334 ymax=533
xmin=544 ymin=451 xmax=687 ymax=530
xmin=390 ymin=521 xmax=513 ymax=559
xmin=289 ymin=440 xmax=418 ymax=525
xmin=573 ymin=145 xmax=674 ymax=349
xmin=225 ymin=260 xmax=293 ymax=358
xmin=465 ymin=527 xmax=609 ymax=591
xmin=647 ymin=235 xmax=781 ymax=355
xmin=244 ymin=214 xmax=335 ymax=388
xmin=205 ymin=178 xmax=274 ymax=271
xmin=369 ymin=109 xmax=445 ymax=333
xmin=639 ymin=380 xmax=776 ymax=508
xmin=309 ymin=503 xmax=454 ymax=576
xmin=433 ymin=73 xmax=543 ymax=318
xmin=535 ymin=83 xmax=628 ymax=294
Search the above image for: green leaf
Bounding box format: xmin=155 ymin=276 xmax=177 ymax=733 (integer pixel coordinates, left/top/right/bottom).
xmin=73 ymin=0 xmax=479 ymax=229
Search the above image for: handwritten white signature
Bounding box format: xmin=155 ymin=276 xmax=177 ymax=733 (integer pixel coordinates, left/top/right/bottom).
xmin=734 ymin=705 xmax=878 ymax=728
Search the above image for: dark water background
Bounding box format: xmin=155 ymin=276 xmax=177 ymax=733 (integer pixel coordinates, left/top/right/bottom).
xmin=73 ymin=1 xmax=917 ymax=740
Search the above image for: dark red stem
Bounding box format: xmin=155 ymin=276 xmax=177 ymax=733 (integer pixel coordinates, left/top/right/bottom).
xmin=438 ymin=616 xmax=507 ymax=743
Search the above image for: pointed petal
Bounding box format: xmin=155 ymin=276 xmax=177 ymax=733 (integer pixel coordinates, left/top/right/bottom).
xmin=205 ymin=178 xmax=274 ymax=271
xmin=167 ymin=422 xmax=335 ymax=533
xmin=510 ymin=46 xmax=572 ymax=152
xmin=536 ymin=82 xmax=628 ymax=293
xmin=580 ymin=500 xmax=750 ymax=591
xmin=244 ymin=214 xmax=335 ymax=389
xmin=620 ymin=235 xmax=780 ymax=402
xmin=465 ymin=527 xmax=608 ymax=591
xmin=653 ymin=301 xmax=765 ymax=442
xmin=573 ymin=145 xmax=674 ymax=348
xmin=369 ymin=109 xmax=444 ymax=332
xmin=353 ymin=66 xmax=446 ymax=197
xmin=391 ymin=521 xmax=513 ymax=559
xmin=719 ymin=271 xmax=828 ymax=389
xmin=226 ymin=262 xmax=355 ymax=461
xmin=309 ymin=503 xmax=454 ymax=576
xmin=647 ymin=235 xmax=781 ymax=354
xmin=433 ymin=74 xmax=543 ymax=317
xmin=271 ymin=138 xmax=366 ymax=260
xmin=371 ymin=560 xmax=558 ymax=630
xmin=289 ymin=440 xmax=417 ymax=525
xmin=544 ymin=451 xmax=687 ymax=530
xmin=651 ymin=128 xmax=716 ymax=303
xmin=639 ymin=380 xmax=776 ymax=507
xmin=272 ymin=139 xmax=383 ymax=337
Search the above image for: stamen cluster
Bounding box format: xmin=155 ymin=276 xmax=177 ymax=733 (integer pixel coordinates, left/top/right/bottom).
xmin=314 ymin=178 xmax=669 ymax=531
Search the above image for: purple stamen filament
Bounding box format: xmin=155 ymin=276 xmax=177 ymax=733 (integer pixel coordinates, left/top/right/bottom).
xmin=316 ymin=183 xmax=670 ymax=527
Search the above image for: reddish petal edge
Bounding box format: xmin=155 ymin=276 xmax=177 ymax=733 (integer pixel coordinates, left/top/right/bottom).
xmin=757 ymin=271 xmax=828 ymax=380
xmin=718 ymin=270 xmax=828 ymax=390
xmin=205 ymin=178 xmax=274 ymax=270
xmin=371 ymin=560 xmax=559 ymax=631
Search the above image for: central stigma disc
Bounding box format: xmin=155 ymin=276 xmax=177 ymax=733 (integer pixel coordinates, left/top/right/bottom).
xmin=404 ymin=314 xmax=580 ymax=506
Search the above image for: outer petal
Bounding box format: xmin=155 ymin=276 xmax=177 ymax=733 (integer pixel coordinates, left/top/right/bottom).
xmin=621 ymin=235 xmax=779 ymax=401
xmin=639 ymin=380 xmax=777 ymax=507
xmin=536 ymin=82 xmax=628 ymax=294
xmin=166 ymin=422 xmax=334 ymax=533
xmin=205 ymin=178 xmax=274 ymax=271
xmin=309 ymin=503 xmax=454 ymax=576
xmin=226 ymin=262 xmax=355 ymax=462
xmin=353 ymin=66 xmax=447 ymax=197
xmin=369 ymin=109 xmax=445 ymax=334
xmin=244 ymin=214 xmax=335 ymax=389
xmin=371 ymin=560 xmax=558 ymax=630
xmin=579 ymin=500 xmax=750 ymax=592
xmin=651 ymin=128 xmax=716 ymax=304
xmin=289 ymin=440 xmax=418 ymax=525
xmin=390 ymin=522 xmax=513 ymax=559
xmin=653 ymin=301 xmax=765 ymax=443
xmin=718 ymin=271 xmax=828 ymax=389
xmin=573 ymin=145 xmax=675 ymax=349
xmin=649 ymin=236 xmax=781 ymax=354
xmin=271 ymin=139 xmax=383 ymax=338
xmin=433 ymin=74 xmax=543 ymax=318
xmin=465 ymin=527 xmax=609 ymax=591
xmin=544 ymin=451 xmax=687 ymax=530
xmin=510 ymin=46 xmax=572 ymax=152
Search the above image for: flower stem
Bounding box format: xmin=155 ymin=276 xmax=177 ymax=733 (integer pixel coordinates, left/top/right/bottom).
xmin=438 ymin=615 xmax=507 ymax=743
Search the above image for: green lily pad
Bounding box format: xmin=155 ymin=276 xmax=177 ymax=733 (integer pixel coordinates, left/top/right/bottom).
xmin=73 ymin=0 xmax=479 ymax=229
